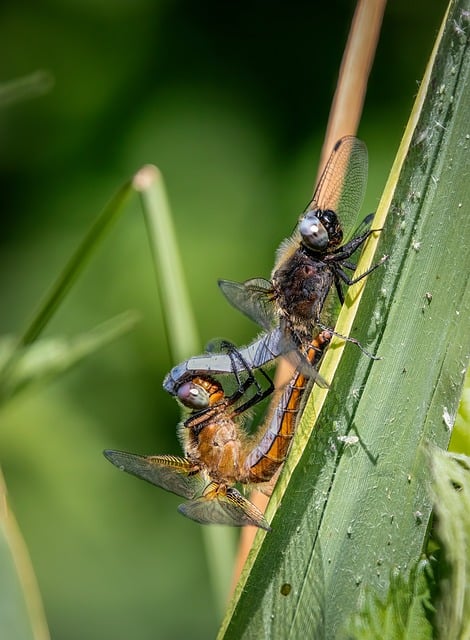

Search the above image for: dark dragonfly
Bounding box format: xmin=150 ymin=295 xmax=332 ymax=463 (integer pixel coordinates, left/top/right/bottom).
xmin=163 ymin=136 xmax=384 ymax=398
xmin=219 ymin=135 xmax=386 ymax=362
xmin=104 ymin=332 xmax=330 ymax=530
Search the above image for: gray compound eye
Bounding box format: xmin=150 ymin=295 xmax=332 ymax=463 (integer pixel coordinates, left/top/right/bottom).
xmin=176 ymin=381 xmax=210 ymax=410
xmin=299 ymin=212 xmax=329 ymax=250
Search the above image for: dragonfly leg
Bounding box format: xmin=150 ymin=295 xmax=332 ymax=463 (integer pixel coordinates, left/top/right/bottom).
xmin=217 ymin=341 xmax=275 ymax=414
xmin=334 ymin=253 xmax=388 ymax=286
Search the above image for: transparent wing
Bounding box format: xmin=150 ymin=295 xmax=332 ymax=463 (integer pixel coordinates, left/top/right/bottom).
xmin=272 ymin=328 xmax=329 ymax=387
xmin=307 ymin=136 xmax=368 ymax=242
xmin=236 ymin=328 xmax=283 ymax=369
xmin=103 ymin=450 xmax=204 ymax=499
xmin=218 ymin=278 xmax=277 ymax=332
xmin=348 ymin=212 xmax=375 ymax=240
xmin=178 ymin=484 xmax=271 ymax=530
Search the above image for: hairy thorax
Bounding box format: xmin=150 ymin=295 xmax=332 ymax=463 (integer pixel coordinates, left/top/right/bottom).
xmin=272 ymin=249 xmax=333 ymax=341
xmin=185 ymin=418 xmax=246 ymax=485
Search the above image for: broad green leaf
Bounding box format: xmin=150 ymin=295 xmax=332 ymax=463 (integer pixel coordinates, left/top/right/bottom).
xmin=430 ymin=449 xmax=470 ymax=640
xmin=219 ymin=1 xmax=470 ymax=638
xmin=0 ymin=311 xmax=139 ymax=405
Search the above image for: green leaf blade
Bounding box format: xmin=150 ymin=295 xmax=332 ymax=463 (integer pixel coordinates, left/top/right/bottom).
xmin=0 ymin=311 xmax=139 ymax=403
xmin=0 ymin=475 xmax=50 ymax=640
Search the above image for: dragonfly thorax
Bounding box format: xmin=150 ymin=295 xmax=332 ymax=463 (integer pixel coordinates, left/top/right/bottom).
xmin=272 ymin=249 xmax=334 ymax=339
xmin=188 ymin=419 xmax=245 ymax=484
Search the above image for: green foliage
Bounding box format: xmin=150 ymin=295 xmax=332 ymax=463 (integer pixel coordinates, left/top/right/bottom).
xmin=431 ymin=449 xmax=470 ymax=639
xmin=17 ymin=181 xmax=134 ymax=348
xmin=0 ymin=178 xmax=140 ymax=640
xmin=346 ymin=560 xmax=434 ymax=640
xmin=345 ymin=448 xmax=470 ymax=640
xmin=0 ymin=312 xmax=138 ymax=404
xmin=0 ymin=70 xmax=53 ymax=108
xmin=0 ymin=461 xmax=51 ymax=640
xmin=134 ymin=166 xmax=199 ymax=363
xmin=452 ymin=371 xmax=470 ymax=455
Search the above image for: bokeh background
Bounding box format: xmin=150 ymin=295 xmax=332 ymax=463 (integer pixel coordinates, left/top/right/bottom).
xmin=0 ymin=1 xmax=455 ymax=638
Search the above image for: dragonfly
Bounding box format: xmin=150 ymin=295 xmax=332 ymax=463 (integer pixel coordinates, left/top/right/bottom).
xmin=218 ymin=135 xmax=386 ymax=361
xmin=104 ymin=331 xmax=331 ymax=530
xmin=163 ymin=137 xmax=384 ymax=398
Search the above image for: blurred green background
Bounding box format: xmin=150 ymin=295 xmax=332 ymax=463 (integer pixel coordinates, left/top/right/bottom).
xmin=0 ymin=1 xmax=454 ymax=638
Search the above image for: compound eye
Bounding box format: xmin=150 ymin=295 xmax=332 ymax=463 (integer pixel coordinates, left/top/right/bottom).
xmin=299 ymin=212 xmax=329 ymax=250
xmin=176 ymin=381 xmax=210 ymax=409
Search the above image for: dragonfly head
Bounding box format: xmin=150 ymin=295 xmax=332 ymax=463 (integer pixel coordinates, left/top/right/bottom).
xmin=176 ymin=376 xmax=224 ymax=410
xmin=299 ymin=209 xmax=343 ymax=251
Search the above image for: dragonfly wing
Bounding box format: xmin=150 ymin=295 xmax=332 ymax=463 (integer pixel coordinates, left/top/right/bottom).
xmin=103 ymin=450 xmax=204 ymax=499
xmin=178 ymin=484 xmax=271 ymax=530
xmin=307 ymin=136 xmax=368 ymax=242
xmin=237 ymin=328 xmax=283 ymax=369
xmin=348 ymin=212 xmax=375 ymax=240
xmin=218 ymin=278 xmax=276 ymax=332
xmin=275 ymin=328 xmax=329 ymax=387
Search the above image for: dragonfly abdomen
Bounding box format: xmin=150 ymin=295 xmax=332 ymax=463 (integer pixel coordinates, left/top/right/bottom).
xmin=245 ymin=373 xmax=307 ymax=483
xmin=244 ymin=331 xmax=331 ymax=484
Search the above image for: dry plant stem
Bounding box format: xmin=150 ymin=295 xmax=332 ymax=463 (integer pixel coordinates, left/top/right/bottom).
xmin=319 ymin=0 xmax=387 ymax=177
xmin=229 ymin=491 xmax=269 ymax=595
xmin=230 ymin=0 xmax=385 ymax=590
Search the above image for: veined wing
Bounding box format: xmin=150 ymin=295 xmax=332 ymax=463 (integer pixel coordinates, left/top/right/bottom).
xmin=178 ymin=483 xmax=271 ymax=530
xmin=218 ymin=278 xmax=276 ymax=332
xmin=103 ymin=450 xmax=204 ymax=499
xmin=346 ymin=212 xmax=375 ymax=244
xmin=306 ymin=136 xmax=368 ymax=243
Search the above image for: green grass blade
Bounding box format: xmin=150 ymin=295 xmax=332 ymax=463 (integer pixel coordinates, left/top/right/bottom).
xmin=0 ymin=471 xmax=50 ymax=640
xmin=133 ymin=166 xmax=198 ymax=361
xmin=134 ymin=165 xmax=237 ymax=614
xmin=17 ymin=179 xmax=134 ymax=349
xmin=0 ymin=311 xmax=139 ymax=404
xmin=219 ymin=1 xmax=470 ymax=637
xmin=0 ymin=70 xmax=54 ymax=108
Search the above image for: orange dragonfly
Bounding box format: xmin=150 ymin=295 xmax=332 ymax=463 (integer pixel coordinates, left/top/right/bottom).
xmin=104 ymin=331 xmax=331 ymax=530
xmin=218 ymin=136 xmax=386 ymax=360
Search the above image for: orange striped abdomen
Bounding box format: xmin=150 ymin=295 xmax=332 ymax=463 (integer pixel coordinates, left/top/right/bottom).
xmin=245 ymin=330 xmax=331 ymax=483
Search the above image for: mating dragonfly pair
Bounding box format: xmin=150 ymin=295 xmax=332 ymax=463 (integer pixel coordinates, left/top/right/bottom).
xmin=104 ymin=136 xmax=386 ymax=530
